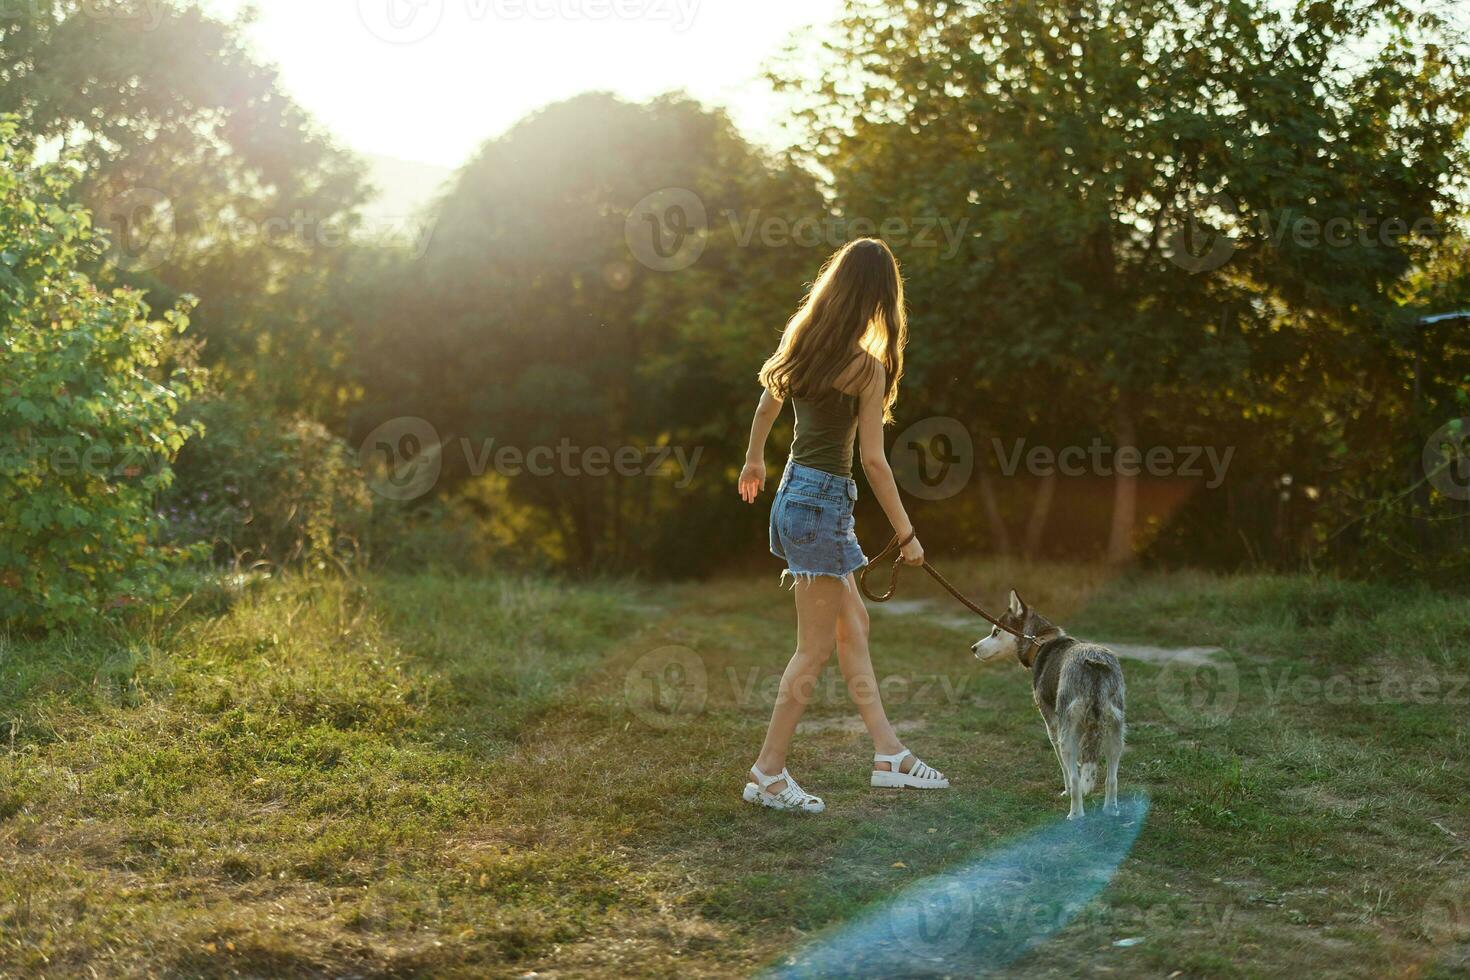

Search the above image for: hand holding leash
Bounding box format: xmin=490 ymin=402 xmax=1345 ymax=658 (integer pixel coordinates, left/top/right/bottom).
xmin=899 ymin=531 xmax=924 ymax=565
xmin=860 ymin=530 xmax=920 ymax=599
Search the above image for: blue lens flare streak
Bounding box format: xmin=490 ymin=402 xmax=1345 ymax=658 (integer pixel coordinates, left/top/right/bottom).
xmin=766 ymin=794 xmax=1151 ymax=979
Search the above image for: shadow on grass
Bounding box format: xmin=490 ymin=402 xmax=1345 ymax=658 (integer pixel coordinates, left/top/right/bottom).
xmin=766 ymin=795 xmax=1150 ymax=979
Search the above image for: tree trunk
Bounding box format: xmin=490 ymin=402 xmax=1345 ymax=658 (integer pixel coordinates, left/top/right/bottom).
xmin=977 ymin=469 xmax=1012 ymax=556
xmin=565 ymin=482 xmax=598 ymax=573
xmin=1024 ymin=470 xmax=1056 ymax=555
xmin=1107 ymin=404 xmax=1138 ymax=565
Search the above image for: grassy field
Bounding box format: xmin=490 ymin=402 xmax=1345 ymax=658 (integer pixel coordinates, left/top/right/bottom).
xmin=2 ymin=563 xmax=1468 ymax=978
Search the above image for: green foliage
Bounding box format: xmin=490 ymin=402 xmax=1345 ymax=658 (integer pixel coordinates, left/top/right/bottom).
xmin=339 ymin=5 xmax=1470 ymax=580
xmin=8 ymin=2 xmax=1470 ymax=584
xmin=0 ymin=0 xmax=370 ymax=423
xmin=0 ymin=120 xmax=204 ymax=627
xmin=356 ymin=93 xmax=824 ymax=571
xmin=362 ymin=498 xmax=507 ymax=575
xmin=164 ymin=397 xmax=372 ymax=569
xmin=780 ymin=0 xmax=1470 ymax=574
xmin=0 ymin=2 xmax=390 ymax=584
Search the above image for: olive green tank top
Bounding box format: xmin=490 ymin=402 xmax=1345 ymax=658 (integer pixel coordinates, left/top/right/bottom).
xmin=790 ymin=387 xmax=859 ymax=478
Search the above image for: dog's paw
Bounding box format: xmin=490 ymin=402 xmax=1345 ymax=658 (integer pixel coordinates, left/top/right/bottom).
xmin=1066 ymin=811 xmax=1084 ymax=821
xmin=1104 ymin=804 xmax=1121 ymax=817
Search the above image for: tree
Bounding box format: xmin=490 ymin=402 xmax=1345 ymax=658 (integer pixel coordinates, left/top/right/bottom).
xmin=356 ymin=93 xmax=825 ymax=571
xmin=0 ymin=1 xmax=368 ymax=422
xmin=785 ymin=0 xmax=1470 ymax=564
xmin=0 ymin=120 xmax=204 ymax=627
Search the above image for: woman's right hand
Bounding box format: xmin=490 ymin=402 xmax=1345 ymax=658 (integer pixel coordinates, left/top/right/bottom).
xmin=899 ymin=533 xmax=924 ymax=566
xmin=738 ymin=460 xmax=766 ymax=503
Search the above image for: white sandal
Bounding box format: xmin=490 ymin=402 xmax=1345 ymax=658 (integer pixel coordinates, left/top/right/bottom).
xmin=742 ymin=765 xmax=826 ymax=813
xmin=871 ymin=748 xmax=950 ymax=789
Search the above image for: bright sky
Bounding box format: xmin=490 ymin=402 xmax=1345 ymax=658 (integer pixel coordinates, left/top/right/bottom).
xmin=207 ymin=0 xmax=846 ymax=169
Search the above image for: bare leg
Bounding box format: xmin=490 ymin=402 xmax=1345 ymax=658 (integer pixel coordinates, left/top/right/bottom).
xmin=834 ymin=576 xmax=941 ymax=780
xmin=753 ymin=576 xmax=844 ymax=794
xmin=834 ymin=576 xmax=904 ymax=758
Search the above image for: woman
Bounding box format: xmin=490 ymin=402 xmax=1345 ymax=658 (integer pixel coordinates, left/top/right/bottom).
xmin=737 ymin=238 xmax=948 ymax=813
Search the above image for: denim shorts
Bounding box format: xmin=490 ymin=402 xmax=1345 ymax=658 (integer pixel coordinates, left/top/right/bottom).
xmin=769 ymin=460 xmax=868 ymax=584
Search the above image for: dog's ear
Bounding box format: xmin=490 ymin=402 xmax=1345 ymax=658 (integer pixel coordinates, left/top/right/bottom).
xmin=1007 ymin=590 xmax=1025 ymax=617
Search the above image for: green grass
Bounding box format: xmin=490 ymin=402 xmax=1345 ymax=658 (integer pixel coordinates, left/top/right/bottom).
xmin=1 ymin=563 xmax=1467 ymax=977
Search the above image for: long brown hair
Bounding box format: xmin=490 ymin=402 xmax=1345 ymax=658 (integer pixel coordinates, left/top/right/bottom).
xmin=758 ymin=238 xmax=907 ymax=422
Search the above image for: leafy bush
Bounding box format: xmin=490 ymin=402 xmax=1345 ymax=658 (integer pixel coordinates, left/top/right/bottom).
xmin=163 ymin=397 xmax=372 ymax=568
xmin=0 ymin=119 xmax=204 ymax=628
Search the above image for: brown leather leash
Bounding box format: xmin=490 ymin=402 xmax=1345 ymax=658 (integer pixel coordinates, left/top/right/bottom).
xmin=858 ymin=531 xmax=1037 ymax=643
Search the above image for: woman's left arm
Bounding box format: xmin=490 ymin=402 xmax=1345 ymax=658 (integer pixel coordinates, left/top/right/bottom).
xmin=739 ymin=388 xmax=785 ymax=503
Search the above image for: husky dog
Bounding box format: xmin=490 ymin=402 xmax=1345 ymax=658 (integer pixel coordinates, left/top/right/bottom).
xmin=972 ymin=591 xmax=1126 ymax=819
